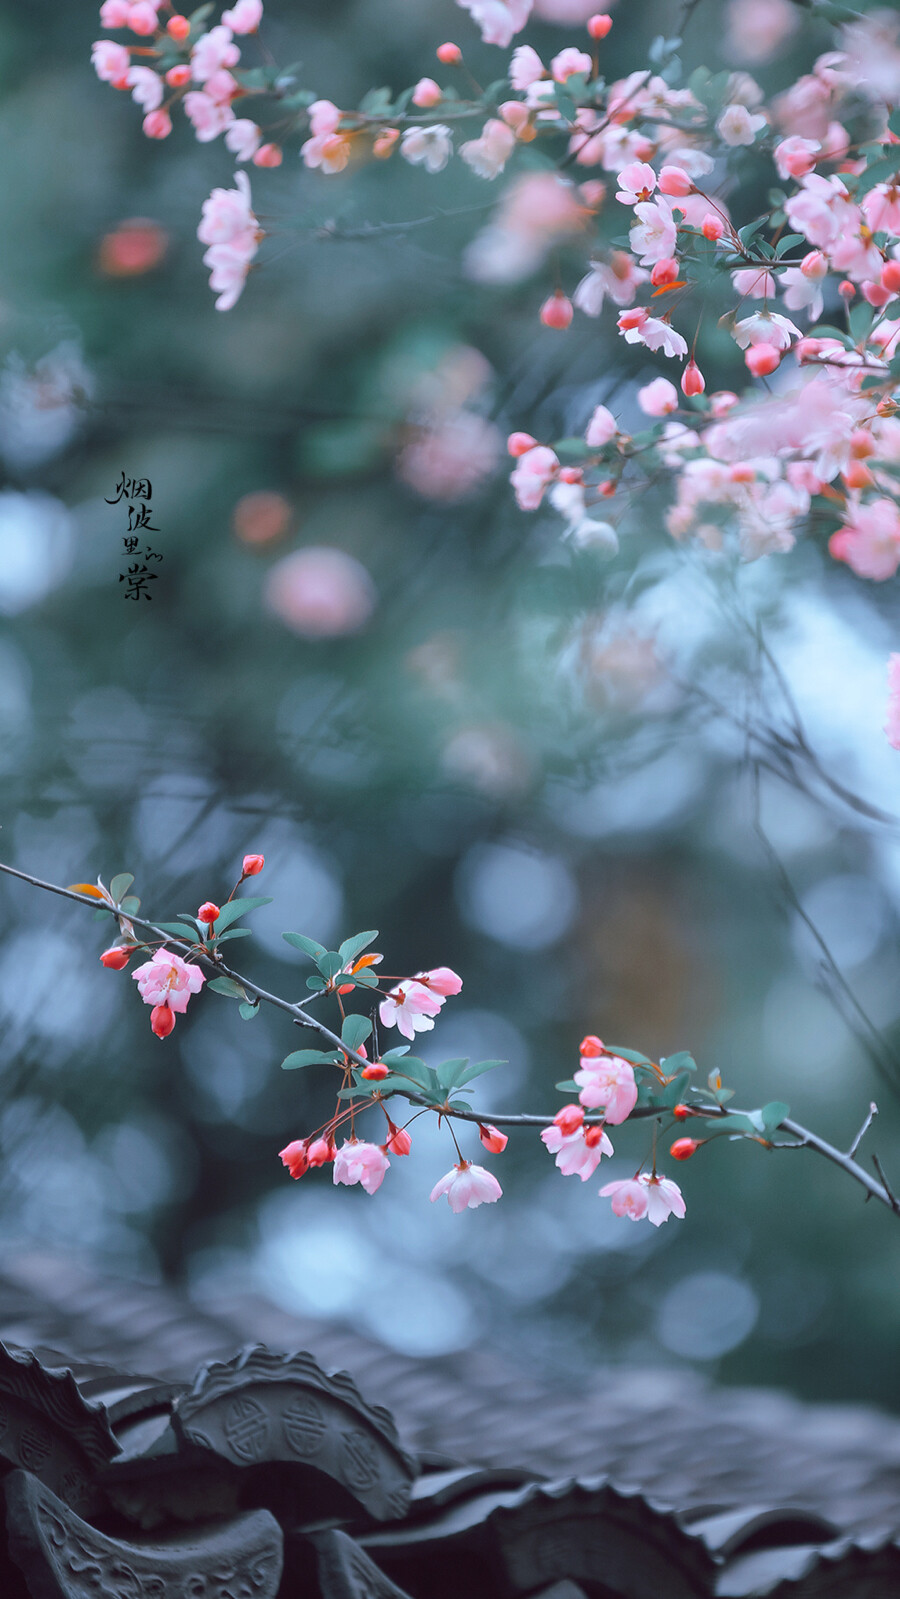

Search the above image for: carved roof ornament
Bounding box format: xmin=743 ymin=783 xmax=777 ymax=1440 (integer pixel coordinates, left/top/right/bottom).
xmin=171 ymin=1345 xmax=417 ymax=1523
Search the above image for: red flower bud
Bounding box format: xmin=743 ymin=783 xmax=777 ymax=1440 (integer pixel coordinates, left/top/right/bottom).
xmin=361 ymin=1062 xmax=389 ymax=1080
xmin=584 ymin=1124 xmax=606 ymax=1148
xmin=507 ymin=431 xmax=538 ymax=457
xmin=651 ymin=256 xmax=680 ymax=287
xmin=882 ymin=260 xmax=900 ymax=294
xmin=166 ymin=64 xmax=191 ymax=87
xmin=242 ymin=854 xmax=265 ymax=876
xmin=386 ymin=1123 xmax=412 ymax=1155
xmin=579 ymin=1034 xmax=605 ymax=1057
xmin=307 ymin=1137 xmax=334 ymax=1166
xmin=197 ymin=902 xmax=220 ymax=924
xmin=701 ymin=214 xmax=723 ymax=241
xmin=838 ymin=279 xmax=856 ymax=299
xmin=587 ymin=12 xmax=613 ymax=38
xmin=479 ymin=1123 xmax=509 ymax=1153
xmin=672 ymin=1103 xmax=692 ymax=1121
xmin=554 ymin=1104 xmax=584 ymax=1135
xmin=436 ymin=41 xmax=462 ymax=63
xmin=279 ymin=1140 xmax=309 ymax=1179
xmin=100 ymin=946 xmax=132 ymax=970
xmin=167 ymin=14 xmax=191 ymax=39
xmin=745 ymin=343 xmax=780 ymax=377
xmin=540 ymin=291 xmax=574 ymax=330
xmin=253 ymin=143 xmax=283 ymax=168
xmin=681 ymin=360 xmax=705 ymax=397
xmin=670 ymin=1137 xmax=701 ymax=1160
xmin=150 ymin=1003 xmax=175 ymax=1039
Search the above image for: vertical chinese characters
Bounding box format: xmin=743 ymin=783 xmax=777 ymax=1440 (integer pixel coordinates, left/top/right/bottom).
xmin=109 ymin=472 xmax=162 ymax=599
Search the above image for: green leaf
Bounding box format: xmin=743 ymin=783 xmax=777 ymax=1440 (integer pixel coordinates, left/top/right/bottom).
xmin=358 ymin=86 xmax=393 ymax=114
xmin=658 ymin=1069 xmax=693 ymax=1108
xmin=306 ymin=975 xmax=326 ymax=991
xmin=435 ymin=1058 xmax=469 ymax=1090
xmin=738 ymin=216 xmax=766 ymax=247
xmin=155 ymin=922 xmax=201 ymax=941
xmin=661 ymin=1050 xmax=696 ymax=1076
xmin=760 ymin=1100 xmax=790 ymax=1131
xmin=119 ymin=896 xmax=141 ymax=915
xmin=553 ymin=436 xmax=590 ymax=462
xmin=704 ymin=1113 xmax=757 ymax=1135
xmin=857 ymin=154 xmax=900 ymax=198
xmin=216 ymin=927 xmax=253 ymax=941
xmin=456 ymin=1058 xmax=507 ymax=1088
xmin=774 ymin=233 xmax=805 ymax=258
xmin=349 ymin=967 xmax=379 ymax=988
xmin=338 ymin=930 xmax=379 ymax=966
xmin=213 ymin=896 xmax=272 ymax=934
xmin=110 ymin=873 xmax=134 ymax=902
xmin=283 ymin=931 xmax=328 ymax=961
xmin=386 ymin=1055 xmax=430 ymax=1087
xmin=607 ymin=1046 xmax=652 ymax=1065
xmin=555 ymin=1079 xmax=580 ymax=1093
xmin=341 ymin=1014 xmax=373 ymax=1051
xmin=848 ymin=301 xmax=874 ymax=343
xmin=281 ymin=1048 xmax=343 ymax=1069
xmin=317 ymin=951 xmax=344 ymax=981
xmin=207 ymin=976 xmax=248 ymax=999
xmin=554 ymin=85 xmax=577 ymax=122
xmin=812 ymin=324 xmax=853 ymax=347
xmin=239 ymin=1001 xmax=259 ymax=1020
xmin=382 ymin=1045 xmax=411 ymax=1062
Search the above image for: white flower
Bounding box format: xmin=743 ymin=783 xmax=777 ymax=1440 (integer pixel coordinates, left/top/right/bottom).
xmin=401 ymin=125 xmax=453 ymax=173
xmin=733 ymin=311 xmax=800 ymax=350
xmin=716 ymin=103 xmax=767 ymax=146
xmin=460 ymin=118 xmax=516 ymax=180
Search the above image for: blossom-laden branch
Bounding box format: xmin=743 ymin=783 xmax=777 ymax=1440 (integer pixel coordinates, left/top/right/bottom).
xmin=2 ymin=856 xmax=898 ymax=1226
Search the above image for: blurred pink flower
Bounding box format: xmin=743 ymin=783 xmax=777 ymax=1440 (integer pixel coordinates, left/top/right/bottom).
xmin=599 ymin=1178 xmax=648 ymax=1219
xmin=430 ymin=1161 xmax=503 ymax=1212
xmin=724 ymin=0 xmax=798 ymax=63
xmin=222 ymin=0 xmax=262 ymax=31
xmin=191 ymin=24 xmax=240 ymax=82
xmin=264 ymin=547 xmax=377 ymax=637
xmin=126 ymin=65 xmax=163 ymax=110
xmin=455 ymin=0 xmax=532 ymax=47
xmin=887 ymin=655 xmax=900 ymax=750
xmin=829 ymin=499 xmax=900 ymax=580
xmin=638 ymin=377 xmax=679 ymax=416
xmin=333 ymin=1140 xmax=390 ymax=1195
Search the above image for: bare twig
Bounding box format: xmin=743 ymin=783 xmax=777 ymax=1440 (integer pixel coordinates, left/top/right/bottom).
xmin=848 ymin=1102 xmax=878 ymax=1160
xmin=872 ymin=1153 xmax=900 ymax=1215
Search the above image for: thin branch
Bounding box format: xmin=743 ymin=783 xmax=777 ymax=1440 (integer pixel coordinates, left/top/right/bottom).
xmin=871 ymin=1153 xmax=900 ymax=1215
xmin=848 ymin=1102 xmax=878 ymax=1160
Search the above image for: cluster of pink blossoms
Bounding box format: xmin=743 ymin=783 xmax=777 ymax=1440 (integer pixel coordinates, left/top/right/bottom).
xmin=541 ymin=1035 xmax=685 ymax=1226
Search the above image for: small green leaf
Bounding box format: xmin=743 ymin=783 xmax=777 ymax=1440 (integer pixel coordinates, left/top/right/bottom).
xmin=760 ymin=1100 xmax=790 ymax=1131
xmin=435 ymin=1058 xmax=469 ymax=1090
xmin=155 ymin=922 xmax=201 ymax=941
xmin=239 ymin=1001 xmax=259 ymax=1020
xmin=207 ymin=976 xmax=248 ymax=999
xmin=306 ymin=975 xmax=326 ymax=991
xmin=216 ymin=927 xmax=253 ymax=941
xmin=281 ymin=1048 xmax=343 ymax=1069
xmin=283 ymin=931 xmax=328 ymax=961
xmin=382 ymin=1045 xmax=411 ymax=1062
xmin=704 ymin=1113 xmax=757 ymax=1135
xmin=214 ymin=896 xmax=272 ymax=934
xmin=658 ymin=1069 xmax=693 ymax=1108
xmin=456 ymin=1058 xmax=507 ymax=1088
xmin=317 ymin=952 xmax=344 ymax=981
xmin=349 ymin=967 xmax=379 ymax=988
xmin=774 ymin=233 xmax=804 ymax=258
xmin=555 ymin=1079 xmax=580 ymax=1093
xmin=341 ymin=1014 xmax=373 ymax=1051
xmin=110 ymin=873 xmax=134 ymax=902
xmin=661 ymin=1050 xmax=696 ymax=1075
xmin=119 ymin=896 xmax=141 ymax=915
xmin=607 ymin=1046 xmax=653 ymax=1065
xmin=338 ymin=930 xmax=379 ymax=966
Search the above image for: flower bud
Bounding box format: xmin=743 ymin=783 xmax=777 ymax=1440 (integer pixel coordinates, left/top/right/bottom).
xmin=373 ymin=128 xmax=400 ymax=158
xmin=437 ymin=42 xmax=462 ymax=64
xmin=617 ymin=306 xmax=647 ymax=332
xmin=100 ymin=946 xmax=132 ymax=969
xmin=670 ymin=1137 xmax=701 ymax=1160
xmin=658 ymin=165 xmax=693 ymax=197
xmin=701 ymin=214 xmax=723 ymax=242
xmin=253 ymin=143 xmax=283 ymax=167
xmin=508 ymin=431 xmax=538 ymax=456
xmin=554 ymin=1103 xmax=584 ymax=1135
xmin=361 ymin=1062 xmax=389 ymax=1080
xmin=150 ymin=1003 xmax=175 ymax=1039
xmin=863 ymin=280 xmax=891 ymax=308
xmin=558 ymin=466 xmax=584 ymax=483
xmin=540 ymin=291 xmax=574 ymax=329
xmin=579 ymin=1034 xmax=604 ymax=1057
xmin=598 ymin=478 xmax=616 ymax=496
xmin=167 ymin=13 xmax=190 ymax=39
xmin=795 ymin=337 xmax=822 ymax=364
xmin=801 ymin=250 xmax=827 ymax=280
xmin=143 ymin=110 xmax=172 ymax=139
xmin=197 ymin=902 xmax=220 ymax=924
xmin=242 ymin=854 xmax=265 ymax=876
xmin=412 ymin=77 xmax=443 ymax=107
xmin=672 ymin=1103 xmax=692 ymax=1121
xmin=587 ymin=12 xmax=612 ymax=37
xmin=307 ymin=1137 xmax=334 ymax=1166
xmin=882 ymin=260 xmax=900 ymax=293
xmin=651 ymin=256 xmax=680 ymax=287
xmin=838 ymin=279 xmax=855 ymax=299
xmin=584 ymin=1124 xmax=607 ymax=1148
xmin=681 ymin=360 xmax=705 ymax=396
xmin=279 ymin=1139 xmax=309 ymax=1179
xmin=745 ymin=343 xmax=780 ymax=376
xmin=479 ymin=1123 xmax=509 ymax=1153
xmin=166 ymin=64 xmax=192 ymax=85
xmin=843 ymin=460 xmax=873 ymax=489
xmin=386 ymin=1122 xmax=412 ymax=1155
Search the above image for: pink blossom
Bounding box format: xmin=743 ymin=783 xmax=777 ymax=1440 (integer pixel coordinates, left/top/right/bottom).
xmin=717 ymin=103 xmax=766 ymax=145
xmin=773 ymin=135 xmax=820 ymax=180
xmin=599 ymin=1178 xmax=648 ymax=1219
xmin=640 ymin=1173 xmax=686 ymax=1225
xmin=733 ymin=311 xmax=799 ymax=351
xmin=623 ymin=315 xmax=689 ymax=360
xmin=264 ymin=546 xmax=376 ymax=635
xmin=616 ymin=162 xmax=657 ymax=206
xmin=191 ymin=25 xmax=240 ymax=83
xmin=725 ymin=0 xmax=799 ymax=64
xmin=100 ymin=1 xmax=132 ymax=26
xmin=399 ymin=411 xmax=501 ymax=500
xmin=127 ymin=2 xmax=159 ymax=36
xmin=183 ymin=91 xmax=235 ymax=141
xmin=784 ymin=173 xmax=853 ymax=251
xmin=510 ymin=444 xmax=559 ymax=509
xmin=460 ymin=118 xmax=516 ymax=179
xmin=638 ymin=377 xmax=679 ymax=416
xmin=574 ymin=252 xmax=648 ymax=316
xmin=862 ymin=184 xmax=900 ymax=238
xmin=202 ymin=243 xmax=252 ymax=311
xmin=132 ymin=950 xmax=205 ymax=1013
xmin=585 ymin=404 xmax=617 ymax=447
xmin=309 ymin=99 xmax=341 ymax=136
xmin=413 ymin=77 xmax=443 ymax=108
xmin=126 ymin=65 xmax=163 ymax=110
xmin=551 ymin=47 xmax=592 ymax=83
xmin=510 ymin=45 xmax=544 ymax=90
xmin=780 ymin=265 xmax=824 ymax=323
xmin=658 ymin=165 xmax=693 ymax=197
xmin=629 ymin=198 xmax=677 ymax=266
xmin=400 ymin=125 xmax=453 ymax=173
xmin=203 ymin=69 xmax=239 ymax=106
xmin=455 ymin=0 xmax=532 ymax=48
xmin=732 ymin=268 xmax=777 ymax=299
xmin=829 ymin=498 xmax=900 ymax=581
xmin=415 ymin=967 xmax=463 ymax=996
xmin=479 ymin=1123 xmax=508 ymax=1153
xmin=379 ymin=979 xmax=443 ymax=1040
xmin=221 ymin=0 xmax=262 ymax=31
xmin=541 ymin=1123 xmax=613 ymax=1179
xmin=887 ymin=654 xmax=900 ymax=751
xmin=430 ymin=1161 xmax=503 ymax=1212
xmin=575 ymin=1054 xmax=638 ymax=1123
xmin=301 ymin=132 xmax=352 ymax=173
xmin=197 ymin=170 xmax=257 ymax=251
xmin=333 ymin=1140 xmax=390 ymax=1195
xmin=225 ymin=119 xmax=262 ymax=162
